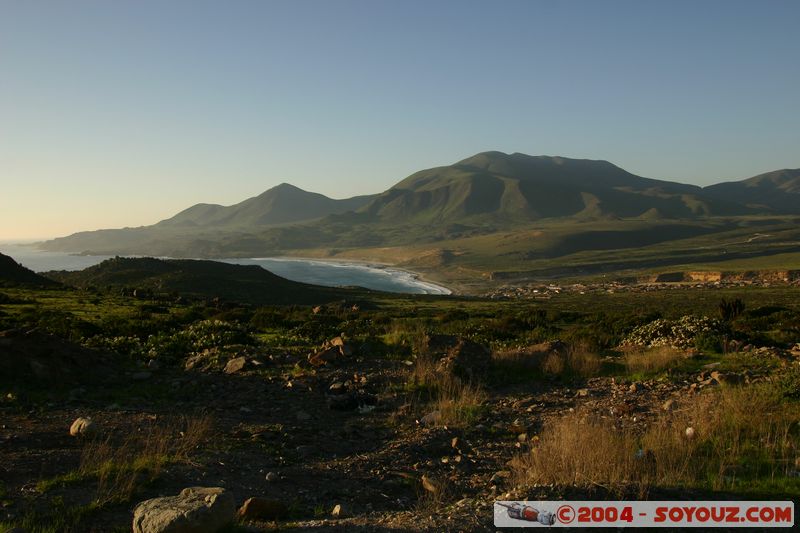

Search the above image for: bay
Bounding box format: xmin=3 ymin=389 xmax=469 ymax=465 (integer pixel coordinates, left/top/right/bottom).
xmin=0 ymin=242 xmax=450 ymax=295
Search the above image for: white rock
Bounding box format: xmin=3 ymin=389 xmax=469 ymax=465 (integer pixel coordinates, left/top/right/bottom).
xmin=69 ymin=417 xmax=96 ymax=437
xmin=132 ymin=487 xmax=235 ymax=533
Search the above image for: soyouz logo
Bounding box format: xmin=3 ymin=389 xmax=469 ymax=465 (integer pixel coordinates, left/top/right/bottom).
xmin=493 ymin=501 xmax=795 ymax=528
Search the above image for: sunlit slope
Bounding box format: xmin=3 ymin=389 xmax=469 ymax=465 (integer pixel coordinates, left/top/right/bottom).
xmin=358 ymin=152 xmax=749 ymax=224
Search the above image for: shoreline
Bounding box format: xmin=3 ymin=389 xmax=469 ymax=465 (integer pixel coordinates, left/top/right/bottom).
xmin=0 ymin=242 xmax=453 ymax=295
xmin=221 ymin=256 xmax=452 ymax=295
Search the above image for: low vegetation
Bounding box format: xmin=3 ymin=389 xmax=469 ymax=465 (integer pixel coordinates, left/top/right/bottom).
xmin=1 ymin=279 xmax=799 ymax=530
xmin=515 ymin=383 xmax=800 ymax=497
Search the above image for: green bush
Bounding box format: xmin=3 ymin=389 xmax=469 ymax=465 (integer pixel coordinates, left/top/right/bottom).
xmin=694 ymin=332 xmax=723 ymax=353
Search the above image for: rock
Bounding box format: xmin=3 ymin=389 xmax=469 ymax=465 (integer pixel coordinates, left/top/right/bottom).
xmin=629 ymin=383 xmax=641 ymax=393
xmin=576 ymin=388 xmax=589 ymax=397
xmin=132 ymin=487 xmax=235 ymax=533
xmin=685 ymin=427 xmax=696 ymax=440
xmin=69 ymin=417 xmax=96 ymax=437
xmin=132 ymin=371 xmax=152 ymax=381
xmin=330 ymin=336 xmax=354 ymax=356
xmin=296 ymin=410 xmax=311 ymax=421
xmin=147 ymin=359 xmax=161 ymax=370
xmin=308 ymin=346 xmax=340 ymax=367
xmin=331 ymin=504 xmax=345 ymax=518
xmin=265 ymin=471 xmax=278 ymax=482
xmin=237 ymin=497 xmax=287 ymax=521
xmin=436 ymin=339 xmax=491 ymax=381
xmin=517 ymin=433 xmax=529 ymax=443
xmin=662 ymin=399 xmax=675 ymax=412
xmin=224 ymin=357 xmax=248 ymax=374
xmin=699 ymin=378 xmax=719 ymax=387
xmin=508 ymin=418 xmax=529 ymax=433
xmin=419 ymin=410 xmax=442 ymax=427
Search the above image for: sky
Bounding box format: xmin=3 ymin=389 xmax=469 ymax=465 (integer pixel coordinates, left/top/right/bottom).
xmin=1 ymin=0 xmax=799 ymax=240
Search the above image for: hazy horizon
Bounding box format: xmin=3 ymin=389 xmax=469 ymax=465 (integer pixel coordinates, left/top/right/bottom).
xmin=3 ymin=0 xmax=799 ymax=239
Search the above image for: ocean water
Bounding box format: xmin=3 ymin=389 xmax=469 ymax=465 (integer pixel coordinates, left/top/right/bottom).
xmin=0 ymin=242 xmax=450 ymax=295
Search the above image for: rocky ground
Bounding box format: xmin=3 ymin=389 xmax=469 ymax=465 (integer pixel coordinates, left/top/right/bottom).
xmin=2 ymin=327 xmax=796 ymax=532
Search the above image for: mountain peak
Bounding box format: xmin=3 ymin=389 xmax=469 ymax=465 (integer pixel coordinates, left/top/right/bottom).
xmin=271 ymin=182 xmax=303 ymax=192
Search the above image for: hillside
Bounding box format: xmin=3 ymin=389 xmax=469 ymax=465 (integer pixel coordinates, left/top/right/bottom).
xmin=358 ymin=152 xmax=748 ymax=224
xmin=37 ymin=152 xmax=800 ymax=282
xmin=0 ymin=252 xmax=59 ymax=287
xmin=704 ymin=168 xmax=800 ymax=214
xmin=45 ymin=257 xmax=370 ymax=305
xmin=157 ymin=183 xmax=376 ymax=228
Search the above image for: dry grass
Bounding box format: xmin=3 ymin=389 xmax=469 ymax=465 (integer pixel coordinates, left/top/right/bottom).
xmin=514 ymin=384 xmax=799 ymax=496
xmin=80 ymin=414 xmax=212 ymax=504
xmin=415 ymin=474 xmax=455 ymax=515
xmin=432 ymin=376 xmax=486 ymax=427
xmin=407 ymin=352 xmax=486 ymax=428
xmin=493 ymin=341 xmax=602 ymax=378
xmin=622 ymin=345 xmax=687 ymax=375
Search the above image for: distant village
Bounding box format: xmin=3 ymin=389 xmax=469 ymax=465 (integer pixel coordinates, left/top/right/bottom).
xmin=485 ymin=270 xmax=800 ymax=299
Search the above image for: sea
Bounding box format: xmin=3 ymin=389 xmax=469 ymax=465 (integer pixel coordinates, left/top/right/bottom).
xmin=0 ymin=242 xmax=450 ymax=295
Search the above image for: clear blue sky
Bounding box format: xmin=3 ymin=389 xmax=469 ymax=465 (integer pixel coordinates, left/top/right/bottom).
xmin=2 ymin=0 xmax=799 ymax=239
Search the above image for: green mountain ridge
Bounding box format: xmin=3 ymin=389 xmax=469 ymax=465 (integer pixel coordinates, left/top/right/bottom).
xmin=38 ymin=152 xmax=800 ymax=269
xmin=704 ymin=169 xmax=800 ymax=213
xmin=157 ymin=183 xmax=376 ymax=228
xmin=358 ymin=151 xmax=749 ymax=223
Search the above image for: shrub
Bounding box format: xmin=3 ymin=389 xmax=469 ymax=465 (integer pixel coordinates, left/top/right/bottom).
xmin=514 ymin=384 xmax=800 ymax=496
xmin=719 ymin=298 xmax=745 ymax=321
xmin=622 ymin=315 xmax=725 ymax=349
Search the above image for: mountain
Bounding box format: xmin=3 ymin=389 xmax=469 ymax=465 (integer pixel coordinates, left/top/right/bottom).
xmin=357 ymin=152 xmax=747 ymax=224
xmin=157 ymin=183 xmax=376 ymax=228
xmin=44 ymin=257 xmax=369 ymax=305
xmin=0 ymin=252 xmax=58 ymax=287
xmin=39 ymin=152 xmax=797 ymax=261
xmin=704 ymin=169 xmax=800 ymax=214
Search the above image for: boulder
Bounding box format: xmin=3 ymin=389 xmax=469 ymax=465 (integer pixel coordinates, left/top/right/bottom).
xmin=308 ymin=346 xmax=340 ymax=367
xmin=69 ymin=417 xmax=96 ymax=437
xmin=132 ymin=487 xmax=235 ymax=533
xmin=223 ymin=357 xmax=247 ymax=374
xmin=330 ymin=336 xmax=354 ymax=356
